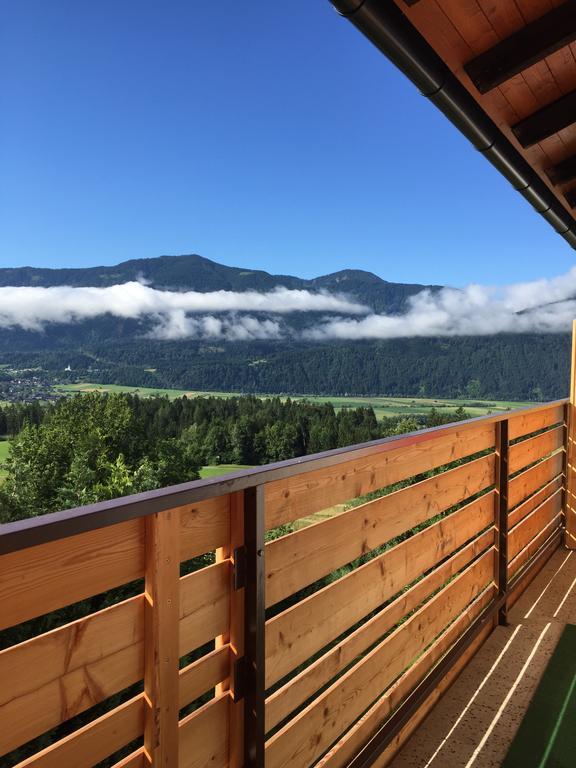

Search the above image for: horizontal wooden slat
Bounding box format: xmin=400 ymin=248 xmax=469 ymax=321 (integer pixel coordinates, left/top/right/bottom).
xmin=179 ymin=561 xmax=230 ymax=656
xmin=111 ymin=748 xmax=147 ymax=768
xmin=179 ymin=645 xmax=230 ymax=709
xmin=508 ymin=531 xmax=563 ymax=609
xmin=508 ymin=404 xmax=564 ymax=441
xmin=508 ymin=475 xmax=563 ymax=529
xmin=509 ymin=489 xmax=562 ymax=560
xmin=179 ymin=693 xmax=229 ymax=768
xmin=317 ymin=585 xmax=495 ymax=768
xmin=265 ymin=526 xmax=494 ymax=732
xmin=265 ymin=492 xmax=495 ymax=688
xmin=265 ymin=550 xmax=494 ymax=768
xmin=266 ymin=454 xmax=495 ymax=606
xmin=508 ymin=425 xmax=564 ymax=475
xmin=508 ymin=452 xmax=564 ymax=509
xmin=0 ymin=519 xmax=145 ymax=631
xmin=509 ymin=513 xmax=563 ymax=580
xmin=14 ymin=694 xmax=144 ymax=768
xmin=0 ymin=596 xmax=144 ymax=757
xmin=179 ymin=496 xmax=230 ymax=562
xmin=265 ymin=423 xmax=495 ymax=529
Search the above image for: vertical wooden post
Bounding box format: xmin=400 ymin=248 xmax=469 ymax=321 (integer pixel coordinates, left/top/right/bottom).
xmin=144 ymin=509 xmax=180 ymax=767
xmin=216 ymin=492 xmax=245 ymax=768
xmin=566 ymin=319 xmax=576 ymax=549
xmin=495 ymin=419 xmax=509 ymax=625
xmin=244 ymin=485 xmax=265 ymax=768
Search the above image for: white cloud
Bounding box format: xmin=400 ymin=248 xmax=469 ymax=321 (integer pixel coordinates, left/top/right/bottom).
xmin=0 ymin=282 xmax=368 ymax=338
xmin=306 ymin=268 xmax=576 ymax=340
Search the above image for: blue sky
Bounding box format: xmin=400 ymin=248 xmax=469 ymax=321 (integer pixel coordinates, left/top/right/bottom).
xmin=1 ymin=0 xmax=573 ymax=287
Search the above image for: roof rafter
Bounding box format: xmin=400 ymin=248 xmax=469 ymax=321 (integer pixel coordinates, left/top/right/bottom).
xmin=464 ymin=1 xmax=576 ymax=95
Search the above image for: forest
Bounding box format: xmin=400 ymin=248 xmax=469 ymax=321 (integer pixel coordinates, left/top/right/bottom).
xmin=0 ymin=333 xmax=571 ymax=401
xmin=0 ymin=392 xmax=467 ymax=523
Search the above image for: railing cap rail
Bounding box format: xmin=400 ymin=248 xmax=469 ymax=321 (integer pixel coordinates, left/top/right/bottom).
xmin=0 ymin=398 xmax=567 ymax=555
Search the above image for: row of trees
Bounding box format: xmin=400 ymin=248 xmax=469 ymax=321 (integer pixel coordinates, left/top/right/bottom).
xmin=0 ymin=392 xmax=470 ymax=522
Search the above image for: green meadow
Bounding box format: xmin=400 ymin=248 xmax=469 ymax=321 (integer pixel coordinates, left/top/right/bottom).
xmin=55 ymin=383 xmax=531 ymax=419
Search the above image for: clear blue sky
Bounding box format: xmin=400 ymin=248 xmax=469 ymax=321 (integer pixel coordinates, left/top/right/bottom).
xmin=1 ymin=1 xmax=573 ymax=287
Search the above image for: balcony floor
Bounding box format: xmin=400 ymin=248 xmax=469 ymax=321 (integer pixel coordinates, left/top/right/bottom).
xmin=390 ymin=547 xmax=576 ymax=768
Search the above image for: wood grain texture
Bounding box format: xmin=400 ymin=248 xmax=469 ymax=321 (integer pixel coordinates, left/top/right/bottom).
xmin=316 ymin=585 xmax=495 ymax=768
xmin=13 ymin=694 xmax=144 ymax=768
xmin=508 ymin=404 xmax=564 ymax=440
xmin=508 ymin=488 xmax=562 ymax=559
xmin=265 ymin=550 xmax=494 ymax=768
xmin=509 ymin=512 xmax=563 ymax=578
xmin=111 ymin=749 xmax=147 ymax=768
xmin=265 ymin=526 xmax=494 ymax=732
xmin=508 ymin=451 xmax=564 ymax=508
xmin=179 ymin=693 xmax=229 ymax=768
xmin=508 ymin=474 xmax=563 ymax=528
xmin=179 ymin=495 xmax=230 ymax=562
xmin=144 ymin=510 xmax=180 ymax=767
xmin=264 ymin=423 xmax=495 ymax=529
xmin=179 ymin=560 xmax=230 ymax=656
xmin=0 ymin=595 xmax=144 ymax=757
xmin=0 ymin=518 xmax=145 ymax=631
xmin=265 ymin=492 xmax=495 ymax=688
xmin=266 ymin=454 xmax=495 ymax=606
xmin=179 ymin=645 xmax=230 ymax=710
xmin=508 ymin=425 xmax=564 ymax=474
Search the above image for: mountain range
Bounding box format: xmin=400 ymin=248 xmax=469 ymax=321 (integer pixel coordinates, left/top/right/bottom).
xmin=0 ymin=254 xmax=569 ymax=401
xmin=0 ymin=253 xmax=442 ymax=315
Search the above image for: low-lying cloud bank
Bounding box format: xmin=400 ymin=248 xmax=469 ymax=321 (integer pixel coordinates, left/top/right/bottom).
xmin=1 ymin=269 xmax=576 ymax=340
xmin=307 ymin=271 xmax=576 ymax=339
xmin=0 ymin=282 xmax=368 ymax=336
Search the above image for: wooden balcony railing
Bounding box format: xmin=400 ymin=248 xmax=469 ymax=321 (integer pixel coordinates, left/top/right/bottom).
xmin=0 ymin=398 xmax=571 ymax=768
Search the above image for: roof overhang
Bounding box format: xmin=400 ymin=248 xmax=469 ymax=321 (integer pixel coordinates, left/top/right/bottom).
xmin=332 ymin=0 xmax=576 ymax=250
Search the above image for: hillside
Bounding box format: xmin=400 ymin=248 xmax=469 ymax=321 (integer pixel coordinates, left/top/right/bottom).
xmin=0 ymin=254 xmax=442 ymax=314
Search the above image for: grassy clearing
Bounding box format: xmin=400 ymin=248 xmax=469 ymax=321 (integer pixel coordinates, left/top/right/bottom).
xmin=0 ymin=439 xmax=10 ymax=483
xmin=56 ymin=383 xmax=532 ymax=419
xmin=199 ymin=464 xmax=253 ymax=479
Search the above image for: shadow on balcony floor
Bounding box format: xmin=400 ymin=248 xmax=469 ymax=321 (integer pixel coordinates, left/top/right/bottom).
xmin=390 ymin=547 xmax=576 ymax=768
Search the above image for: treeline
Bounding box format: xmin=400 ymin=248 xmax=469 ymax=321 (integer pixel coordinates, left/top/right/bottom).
xmin=0 ymin=392 xmax=468 ymax=522
xmin=0 ymin=334 xmax=571 ymax=401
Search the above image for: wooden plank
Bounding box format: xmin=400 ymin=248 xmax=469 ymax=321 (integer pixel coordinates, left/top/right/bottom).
xmin=464 ymin=2 xmax=576 ymax=94
xmin=0 ymin=518 xmax=145 ymax=631
xmin=111 ymin=749 xmax=147 ymax=768
xmin=265 ymin=526 xmax=494 ymax=732
xmin=266 ymin=454 xmax=495 ymax=606
xmin=144 ymin=509 xmax=180 ymax=767
xmin=179 ymin=495 xmax=230 ymax=562
xmin=369 ymin=622 xmax=494 ymax=768
xmin=179 ymin=645 xmax=230 ymax=709
xmin=179 ymin=693 xmax=229 ymax=768
xmin=316 ymin=585 xmax=495 ymax=768
xmin=509 ymin=488 xmax=562 ymax=559
xmin=547 ymin=152 xmax=576 ymax=185
xmin=508 ymin=403 xmax=564 ymax=440
xmin=265 ymin=423 xmax=495 ymax=529
xmin=508 ymin=424 xmax=564 ymax=474
xmin=509 ymin=531 xmax=563 ymax=608
xmin=508 ymin=474 xmax=563 ymax=528
xmin=0 ymin=595 xmax=144 ymax=757
xmin=508 ymin=451 xmax=564 ymax=508
xmin=265 ymin=551 xmax=494 ymax=768
xmin=567 ymin=319 xmax=576 ymax=549
xmin=509 ymin=512 xmax=563 ymax=579
xmin=265 ymin=493 xmax=495 ymax=688
xmin=13 ymin=694 xmax=144 ymax=768
xmin=179 ymin=561 xmax=230 ymax=656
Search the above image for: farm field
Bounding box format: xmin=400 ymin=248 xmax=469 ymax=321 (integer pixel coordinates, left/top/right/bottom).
xmin=56 ymin=383 xmax=532 ymax=419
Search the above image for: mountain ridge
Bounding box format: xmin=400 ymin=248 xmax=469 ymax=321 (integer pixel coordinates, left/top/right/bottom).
xmin=0 ymin=254 xmax=443 ymax=314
